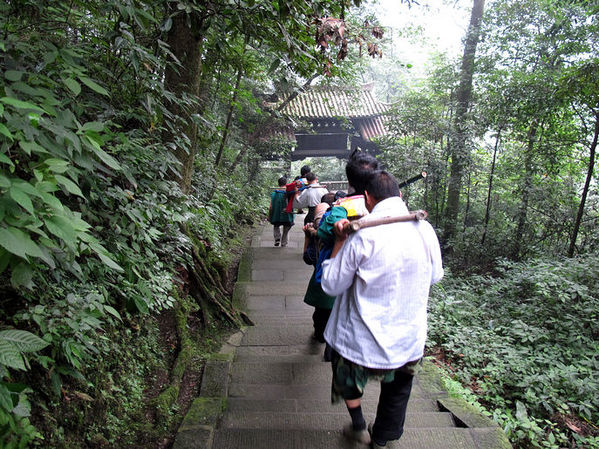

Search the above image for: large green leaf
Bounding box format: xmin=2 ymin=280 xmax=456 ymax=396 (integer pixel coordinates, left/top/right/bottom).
xmin=103 ymin=305 xmax=122 ymax=321
xmin=9 ymin=186 xmax=34 ymax=215
xmin=65 ymin=130 xmax=82 ymax=154
xmin=0 ymin=330 xmax=48 ymax=353
xmin=39 ymin=192 xmax=64 ymax=211
xmin=0 ymin=341 xmax=25 ymax=371
xmin=44 ymin=158 xmax=70 ymax=174
xmin=11 ymin=262 xmax=34 ymax=289
xmin=0 ymin=97 xmax=46 ymax=114
xmin=93 ymin=146 xmax=121 ymax=170
xmin=0 ymin=226 xmax=44 ymax=259
xmin=81 ymin=121 xmax=104 ymax=132
xmin=44 ymin=215 xmax=78 ymax=246
xmin=0 ymin=175 xmax=11 ymax=189
xmin=4 ymin=70 xmax=23 ymax=82
xmin=63 ymin=78 xmax=81 ymax=96
xmin=55 ymin=175 xmax=84 ymax=197
xmin=12 ymin=180 xmax=42 ymax=198
xmin=68 ymin=213 xmax=91 ymax=232
xmin=133 ymin=296 xmax=149 ymax=314
xmin=89 ymin=242 xmax=123 ymax=272
xmin=0 ymin=123 xmax=13 ymax=141
xmin=19 ymin=141 xmax=49 ymax=155
xmin=83 ymin=134 xmax=121 ymax=170
xmin=0 ymin=384 xmax=13 ymax=411
xmin=0 ymin=153 xmax=14 ymax=167
xmin=35 ymin=181 xmax=60 ymax=194
xmin=78 ymin=77 xmax=109 ymax=96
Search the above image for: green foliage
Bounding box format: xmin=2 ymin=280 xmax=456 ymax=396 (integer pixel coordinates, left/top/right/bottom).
xmin=0 ymin=40 xmax=122 ymax=287
xmin=0 ymin=0 xmax=269 ymax=445
xmin=0 ymin=330 xmax=48 ymax=371
xmin=291 ymin=158 xmax=347 ymax=182
xmin=428 ymin=255 xmax=599 ymax=448
xmin=0 ymin=330 xmax=46 ymax=449
xmin=6 ymin=0 xmax=597 ymax=447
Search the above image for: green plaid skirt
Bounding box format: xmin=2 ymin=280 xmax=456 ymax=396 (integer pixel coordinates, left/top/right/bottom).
xmin=330 ymin=351 xmax=421 ymax=404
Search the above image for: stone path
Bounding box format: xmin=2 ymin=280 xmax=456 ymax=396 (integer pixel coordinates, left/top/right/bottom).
xmin=173 ymin=215 xmax=511 ymax=449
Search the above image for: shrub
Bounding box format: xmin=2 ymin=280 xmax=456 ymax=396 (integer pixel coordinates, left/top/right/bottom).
xmin=428 ymin=255 xmax=599 ymax=448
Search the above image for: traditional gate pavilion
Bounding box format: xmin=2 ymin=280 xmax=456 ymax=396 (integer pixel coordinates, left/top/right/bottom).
xmin=280 ymin=83 xmax=388 ymax=161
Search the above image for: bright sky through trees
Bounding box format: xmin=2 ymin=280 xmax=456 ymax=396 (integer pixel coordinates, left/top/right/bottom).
xmin=373 ymin=0 xmax=470 ymax=71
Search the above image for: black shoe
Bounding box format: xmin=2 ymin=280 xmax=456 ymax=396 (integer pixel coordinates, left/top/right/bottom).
xmin=274 ymin=239 xmax=280 ymax=246
xmin=342 ymin=423 xmax=371 ymax=445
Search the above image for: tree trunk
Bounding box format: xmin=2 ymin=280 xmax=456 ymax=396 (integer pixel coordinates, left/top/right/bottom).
xmin=443 ymin=0 xmax=485 ymax=246
xmin=163 ymin=10 xmax=205 ymax=193
xmin=462 ymin=170 xmax=472 ymax=232
xmin=513 ymin=124 xmax=537 ymax=259
xmin=229 ymin=144 xmax=249 ymax=173
xmin=215 ymin=64 xmax=244 ymax=169
xmin=481 ymin=129 xmax=501 ymax=245
xmin=568 ymin=111 xmax=599 ymax=257
xmin=214 ymin=36 xmax=248 ymax=169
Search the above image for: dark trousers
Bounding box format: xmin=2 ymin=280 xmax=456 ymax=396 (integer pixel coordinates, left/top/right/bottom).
xmin=372 ymin=370 xmax=414 ymax=443
xmin=304 ymin=206 xmax=316 ymax=225
xmin=312 ymin=307 xmax=331 ymax=343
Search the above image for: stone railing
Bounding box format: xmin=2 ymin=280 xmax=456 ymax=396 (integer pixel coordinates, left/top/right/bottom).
xmin=321 ymin=181 xmax=348 ymax=192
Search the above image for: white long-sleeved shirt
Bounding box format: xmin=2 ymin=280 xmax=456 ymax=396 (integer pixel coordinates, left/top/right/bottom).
xmin=293 ymin=184 xmax=329 ymax=209
xmin=322 ymin=196 xmax=443 ymax=369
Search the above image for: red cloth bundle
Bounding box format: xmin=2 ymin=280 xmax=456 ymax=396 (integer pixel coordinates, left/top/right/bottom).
xmin=284 ymin=182 xmax=297 ymax=213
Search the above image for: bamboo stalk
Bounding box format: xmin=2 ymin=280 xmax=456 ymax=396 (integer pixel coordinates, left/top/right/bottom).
xmin=343 ymin=210 xmax=428 ymax=234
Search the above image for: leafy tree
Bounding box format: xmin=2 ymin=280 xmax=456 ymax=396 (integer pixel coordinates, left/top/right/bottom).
xmin=558 ymin=61 xmax=599 ymax=257
xmin=0 ymin=0 xmax=418 ymax=445
xmin=476 ymin=0 xmax=598 ymax=259
xmin=443 ymin=0 xmax=485 ymax=247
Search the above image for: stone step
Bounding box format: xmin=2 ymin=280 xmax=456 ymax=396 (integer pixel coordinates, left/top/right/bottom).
xmin=240 ymin=324 xmax=317 ymax=346
xmin=230 ymin=360 xmax=332 ymax=384
xmin=246 ymin=310 xmax=313 ymax=316
xmin=251 ymin=269 xmax=314 ymax=282
xmin=234 ymin=345 xmax=327 ymax=362
xmin=229 ymin=361 xmax=429 ymax=393
xmin=227 ymin=383 xmax=428 ymax=401
xmin=251 ymin=237 xmax=306 ymax=248
xmin=247 ymin=316 xmax=315 ymax=326
xmin=226 ymin=397 xmax=440 ymax=414
xmin=244 ymin=296 xmax=311 ymax=314
xmin=249 ymin=255 xmax=310 ymax=269
xmin=172 ymin=214 xmax=514 ymax=449
xmin=220 ymin=410 xmax=455 ymax=430
xmin=212 ymin=428 xmax=486 ymax=449
xmin=238 ymin=280 xmax=314 ymax=296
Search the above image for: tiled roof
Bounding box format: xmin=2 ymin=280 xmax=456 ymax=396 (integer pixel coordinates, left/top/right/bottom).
xmin=281 ymin=83 xmax=389 ymax=119
xmin=356 ymin=116 xmax=386 ymax=140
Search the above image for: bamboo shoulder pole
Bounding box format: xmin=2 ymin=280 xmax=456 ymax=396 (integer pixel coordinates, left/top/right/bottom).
xmin=343 ymin=210 xmax=428 ymax=234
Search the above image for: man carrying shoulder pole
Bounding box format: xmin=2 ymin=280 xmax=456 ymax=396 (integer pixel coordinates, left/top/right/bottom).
xmin=321 ymin=170 xmax=444 ymax=448
xmin=293 ymin=172 xmax=328 ymax=225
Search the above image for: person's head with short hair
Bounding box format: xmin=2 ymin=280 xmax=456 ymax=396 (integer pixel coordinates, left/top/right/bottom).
xmin=305 ymin=172 xmax=317 ymax=183
xmin=334 ymin=190 xmax=347 ymax=201
xmin=364 ymin=170 xmax=400 ymax=212
xmin=346 ymin=152 xmax=380 ymax=195
xmin=320 ymin=192 xmax=336 ymax=205
xmin=278 ymin=176 xmax=287 ymax=187
xmin=300 ymin=165 xmax=311 ymax=177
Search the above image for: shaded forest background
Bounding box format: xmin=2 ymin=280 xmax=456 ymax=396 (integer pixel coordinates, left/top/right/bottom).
xmin=0 ymin=0 xmax=597 ymax=448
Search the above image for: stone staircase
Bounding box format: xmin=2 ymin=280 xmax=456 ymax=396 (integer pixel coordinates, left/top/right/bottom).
xmin=173 ymin=216 xmax=511 ymax=449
